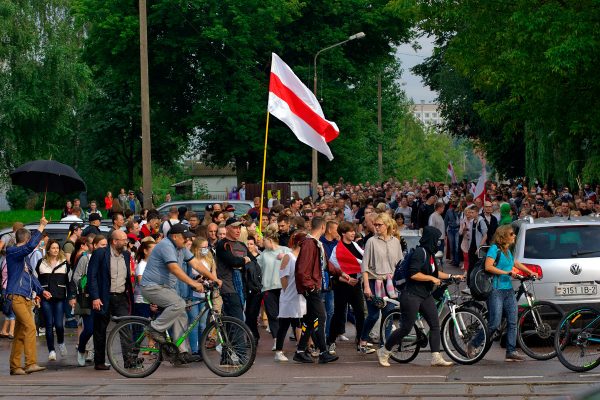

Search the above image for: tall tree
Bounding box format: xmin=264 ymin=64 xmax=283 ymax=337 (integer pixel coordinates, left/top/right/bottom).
xmin=0 ymin=0 xmax=91 ymax=179
xmin=416 ymin=0 xmax=600 ymax=185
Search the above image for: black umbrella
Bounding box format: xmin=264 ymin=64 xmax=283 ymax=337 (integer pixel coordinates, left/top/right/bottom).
xmin=10 ymin=160 xmax=86 ymax=216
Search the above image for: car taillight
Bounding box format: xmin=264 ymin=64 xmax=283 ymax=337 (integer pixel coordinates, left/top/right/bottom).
xmin=521 ymin=263 xmax=543 ymax=279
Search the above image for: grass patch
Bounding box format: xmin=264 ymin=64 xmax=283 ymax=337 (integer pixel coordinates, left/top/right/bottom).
xmin=0 ymin=209 xmax=62 ymax=229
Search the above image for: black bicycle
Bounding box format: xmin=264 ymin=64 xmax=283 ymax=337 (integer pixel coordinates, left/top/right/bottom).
xmin=555 ymin=306 xmax=600 ymax=372
xmin=106 ymin=282 xmax=256 ymax=378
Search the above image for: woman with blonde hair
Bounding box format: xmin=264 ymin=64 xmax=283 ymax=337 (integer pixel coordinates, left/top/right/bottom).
xmin=257 ymin=224 xmax=291 ymax=351
xmin=36 ymin=240 xmax=69 ymax=361
xmin=190 ymin=236 xmax=222 ymax=326
xmin=479 ymin=224 xmax=539 ymax=362
xmin=359 ymin=213 xmax=402 ymax=353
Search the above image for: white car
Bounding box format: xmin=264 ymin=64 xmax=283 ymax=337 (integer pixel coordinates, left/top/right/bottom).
xmin=513 ymin=216 xmax=600 ymax=311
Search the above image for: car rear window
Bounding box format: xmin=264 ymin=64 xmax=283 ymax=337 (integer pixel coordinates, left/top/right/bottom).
xmin=524 ymin=225 xmax=600 ymax=259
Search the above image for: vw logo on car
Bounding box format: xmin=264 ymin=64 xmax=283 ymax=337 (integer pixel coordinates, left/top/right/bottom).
xmin=570 ymin=263 xmax=582 ymax=275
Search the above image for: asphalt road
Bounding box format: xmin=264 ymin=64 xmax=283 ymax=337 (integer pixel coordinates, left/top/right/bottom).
xmin=1 ymin=322 xmax=599 ymax=400
xmin=1 ymin=264 xmax=599 ymax=399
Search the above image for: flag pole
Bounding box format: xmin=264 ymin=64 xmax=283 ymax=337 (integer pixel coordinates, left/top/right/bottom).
xmin=259 ymin=111 xmax=270 ymax=233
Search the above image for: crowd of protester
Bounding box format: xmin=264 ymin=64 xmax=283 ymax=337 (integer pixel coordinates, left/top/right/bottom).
xmin=1 ymin=177 xmax=598 ymax=374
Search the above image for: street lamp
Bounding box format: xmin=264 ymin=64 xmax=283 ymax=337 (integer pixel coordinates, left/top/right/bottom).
xmin=311 ymin=32 xmax=366 ymax=199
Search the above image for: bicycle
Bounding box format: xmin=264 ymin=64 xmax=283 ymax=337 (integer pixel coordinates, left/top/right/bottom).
xmin=106 ymin=282 xmax=256 ymax=378
xmin=554 ymin=306 xmax=600 ymax=372
xmin=462 ymin=274 xmax=563 ymax=360
xmin=380 ymin=277 xmax=488 ymax=365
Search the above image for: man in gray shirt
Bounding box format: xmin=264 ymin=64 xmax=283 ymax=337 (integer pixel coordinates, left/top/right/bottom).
xmin=142 ymin=224 xmax=220 ymax=362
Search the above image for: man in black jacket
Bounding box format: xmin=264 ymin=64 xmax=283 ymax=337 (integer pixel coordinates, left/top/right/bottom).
xmin=215 ymin=218 xmax=253 ymax=321
xmin=87 ymin=230 xmax=133 ymax=370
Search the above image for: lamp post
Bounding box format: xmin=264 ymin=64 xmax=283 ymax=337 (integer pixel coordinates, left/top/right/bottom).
xmin=312 ymin=32 xmax=365 ymax=199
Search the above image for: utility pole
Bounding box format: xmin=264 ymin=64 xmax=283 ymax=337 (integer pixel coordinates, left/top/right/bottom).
xmin=139 ymin=0 xmax=153 ymax=208
xmin=377 ymin=75 xmax=383 ymax=182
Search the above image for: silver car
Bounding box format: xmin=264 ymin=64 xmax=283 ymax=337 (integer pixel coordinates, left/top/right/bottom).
xmin=0 ymin=221 xmax=112 ymax=248
xmin=513 ymin=216 xmax=600 ymax=310
xmin=156 ymin=200 xmax=254 ymax=220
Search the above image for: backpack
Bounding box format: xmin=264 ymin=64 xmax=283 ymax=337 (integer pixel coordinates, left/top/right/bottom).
xmin=467 ymin=250 xmax=501 ymax=301
xmin=392 ymin=247 xmax=425 ymax=290
xmin=244 ymin=259 xmax=262 ymax=295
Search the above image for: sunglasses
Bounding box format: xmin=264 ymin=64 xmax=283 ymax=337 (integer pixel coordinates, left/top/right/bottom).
xmin=509 ymin=232 xmax=516 ymax=236
xmin=373 ymin=223 xmax=385 ymax=227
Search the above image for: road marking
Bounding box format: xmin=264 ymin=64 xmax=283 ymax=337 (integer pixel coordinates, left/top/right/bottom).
xmin=387 ymin=375 xmax=446 ymax=379
xmin=293 ymin=376 xmax=353 ymax=379
xmin=580 ymin=374 xmax=600 ymax=377
xmin=484 ymin=376 xmax=543 ymax=380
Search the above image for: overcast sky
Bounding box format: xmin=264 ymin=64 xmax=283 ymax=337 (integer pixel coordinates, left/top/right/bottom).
xmin=396 ymin=36 xmax=438 ymax=103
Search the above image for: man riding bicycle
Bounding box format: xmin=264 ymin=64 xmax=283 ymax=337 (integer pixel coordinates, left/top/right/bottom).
xmin=141 ymin=224 xmax=221 ymax=363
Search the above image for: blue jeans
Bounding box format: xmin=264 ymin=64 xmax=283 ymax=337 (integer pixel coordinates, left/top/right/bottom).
xmin=360 ymin=280 xmax=395 ymax=343
xmin=320 ymin=290 xmax=334 ymax=339
xmin=41 ymin=298 xmax=65 ymax=351
xmin=487 ymin=288 xmax=518 ymax=354
xmin=186 ymin=300 xmax=208 ymax=354
xmin=447 ymin=228 xmax=460 ymax=265
xmin=77 ymin=313 xmax=94 ymax=354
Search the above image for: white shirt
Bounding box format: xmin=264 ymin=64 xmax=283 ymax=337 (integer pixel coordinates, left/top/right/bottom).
xmin=278 ymin=254 xmax=306 ymax=318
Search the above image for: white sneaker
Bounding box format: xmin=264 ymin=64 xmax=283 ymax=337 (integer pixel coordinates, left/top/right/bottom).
xmin=328 ymin=342 xmax=337 ymax=355
xmin=77 ymin=352 xmax=86 ymax=367
xmin=377 ymin=347 xmax=391 ymax=367
xmin=338 ymin=334 xmax=350 ymax=342
xmin=85 ymin=350 xmax=94 ymax=362
xmin=58 ymin=342 xmax=67 ymax=357
xmin=274 ymin=351 xmax=288 ymax=362
xmin=431 ymin=352 xmax=454 ymax=367
xmin=48 ymin=351 xmax=57 ymax=361
xmin=272 ymin=339 xmax=277 ymax=351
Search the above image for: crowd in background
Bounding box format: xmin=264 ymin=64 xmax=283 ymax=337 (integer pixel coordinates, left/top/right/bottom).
xmin=1 ymin=176 xmax=599 ymax=374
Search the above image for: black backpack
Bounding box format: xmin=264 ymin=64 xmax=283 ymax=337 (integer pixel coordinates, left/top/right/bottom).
xmin=468 ymin=250 xmax=501 ymax=301
xmin=393 ymin=248 xmax=426 ymax=290
xmin=244 ymin=259 xmax=262 ymax=295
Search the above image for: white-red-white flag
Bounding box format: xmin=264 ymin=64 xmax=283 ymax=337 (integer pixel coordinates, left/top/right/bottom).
xmin=471 ymin=168 xmax=487 ymax=202
xmin=268 ymin=53 xmax=339 ymax=161
xmin=447 ymin=162 xmax=457 ymax=184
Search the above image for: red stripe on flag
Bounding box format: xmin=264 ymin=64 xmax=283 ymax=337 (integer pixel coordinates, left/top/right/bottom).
xmin=269 ymin=72 xmax=339 ymax=143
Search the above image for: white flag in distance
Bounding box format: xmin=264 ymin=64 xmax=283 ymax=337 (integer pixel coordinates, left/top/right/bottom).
xmin=268 ymin=53 xmax=339 ymax=161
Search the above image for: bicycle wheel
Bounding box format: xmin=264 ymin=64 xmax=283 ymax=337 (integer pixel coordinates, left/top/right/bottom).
xmin=555 ymin=307 xmax=600 ymax=372
xmin=107 ymin=319 xmax=161 ymax=378
xmin=200 ymin=315 xmax=256 ymax=377
xmin=380 ymin=309 xmax=420 ymax=363
xmin=441 ymin=309 xmax=488 ymax=365
xmin=517 ymin=301 xmax=562 ymax=360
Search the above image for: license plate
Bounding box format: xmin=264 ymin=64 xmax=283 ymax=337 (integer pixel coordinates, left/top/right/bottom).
xmin=555 ymin=285 xmax=598 ymax=296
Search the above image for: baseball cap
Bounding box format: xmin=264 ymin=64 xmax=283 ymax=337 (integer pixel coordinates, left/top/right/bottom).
xmin=128 ymin=190 xmax=135 ymax=195
xmin=225 ymin=204 xmax=235 ymax=212
xmin=69 ymin=222 xmax=83 ymax=232
xmin=89 ymin=213 xmax=102 ymax=223
xmin=168 ymin=223 xmax=195 ymax=238
xmin=225 ymin=217 xmax=243 ymax=227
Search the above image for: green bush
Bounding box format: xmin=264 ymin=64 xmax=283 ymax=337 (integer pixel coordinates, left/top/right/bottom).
xmin=6 ymin=186 xmax=31 ymax=210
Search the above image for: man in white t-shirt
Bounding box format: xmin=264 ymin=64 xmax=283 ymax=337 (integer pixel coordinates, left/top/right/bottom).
xmin=161 ymin=206 xmax=180 ymax=236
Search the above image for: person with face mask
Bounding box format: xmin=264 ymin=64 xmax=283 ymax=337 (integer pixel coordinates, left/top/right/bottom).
xmin=377 ymin=226 xmax=461 ymax=368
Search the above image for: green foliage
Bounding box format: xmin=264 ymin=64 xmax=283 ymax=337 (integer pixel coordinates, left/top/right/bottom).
xmin=0 ymin=0 xmax=92 ymax=180
xmin=0 ymin=210 xmax=62 ymax=229
xmin=415 ymin=0 xmax=600 ymax=186
xmin=391 ymin=117 xmax=465 ymax=182
xmin=6 ymin=186 xmax=31 ymax=210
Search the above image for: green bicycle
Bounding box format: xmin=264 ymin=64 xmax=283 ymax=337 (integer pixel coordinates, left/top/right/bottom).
xmin=106 ymin=283 xmax=256 ymax=378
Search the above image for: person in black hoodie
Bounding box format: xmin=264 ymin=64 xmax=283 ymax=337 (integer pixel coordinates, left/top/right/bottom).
xmin=376 ymin=226 xmax=461 ymax=367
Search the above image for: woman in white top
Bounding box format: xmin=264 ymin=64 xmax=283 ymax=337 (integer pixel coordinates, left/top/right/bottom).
xmin=133 ymin=239 xmax=156 ymax=318
xmin=360 ymin=213 xmax=403 ymax=350
xmin=274 ymin=231 xmax=307 ymax=362
xmin=257 ymin=224 xmax=291 ymax=350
